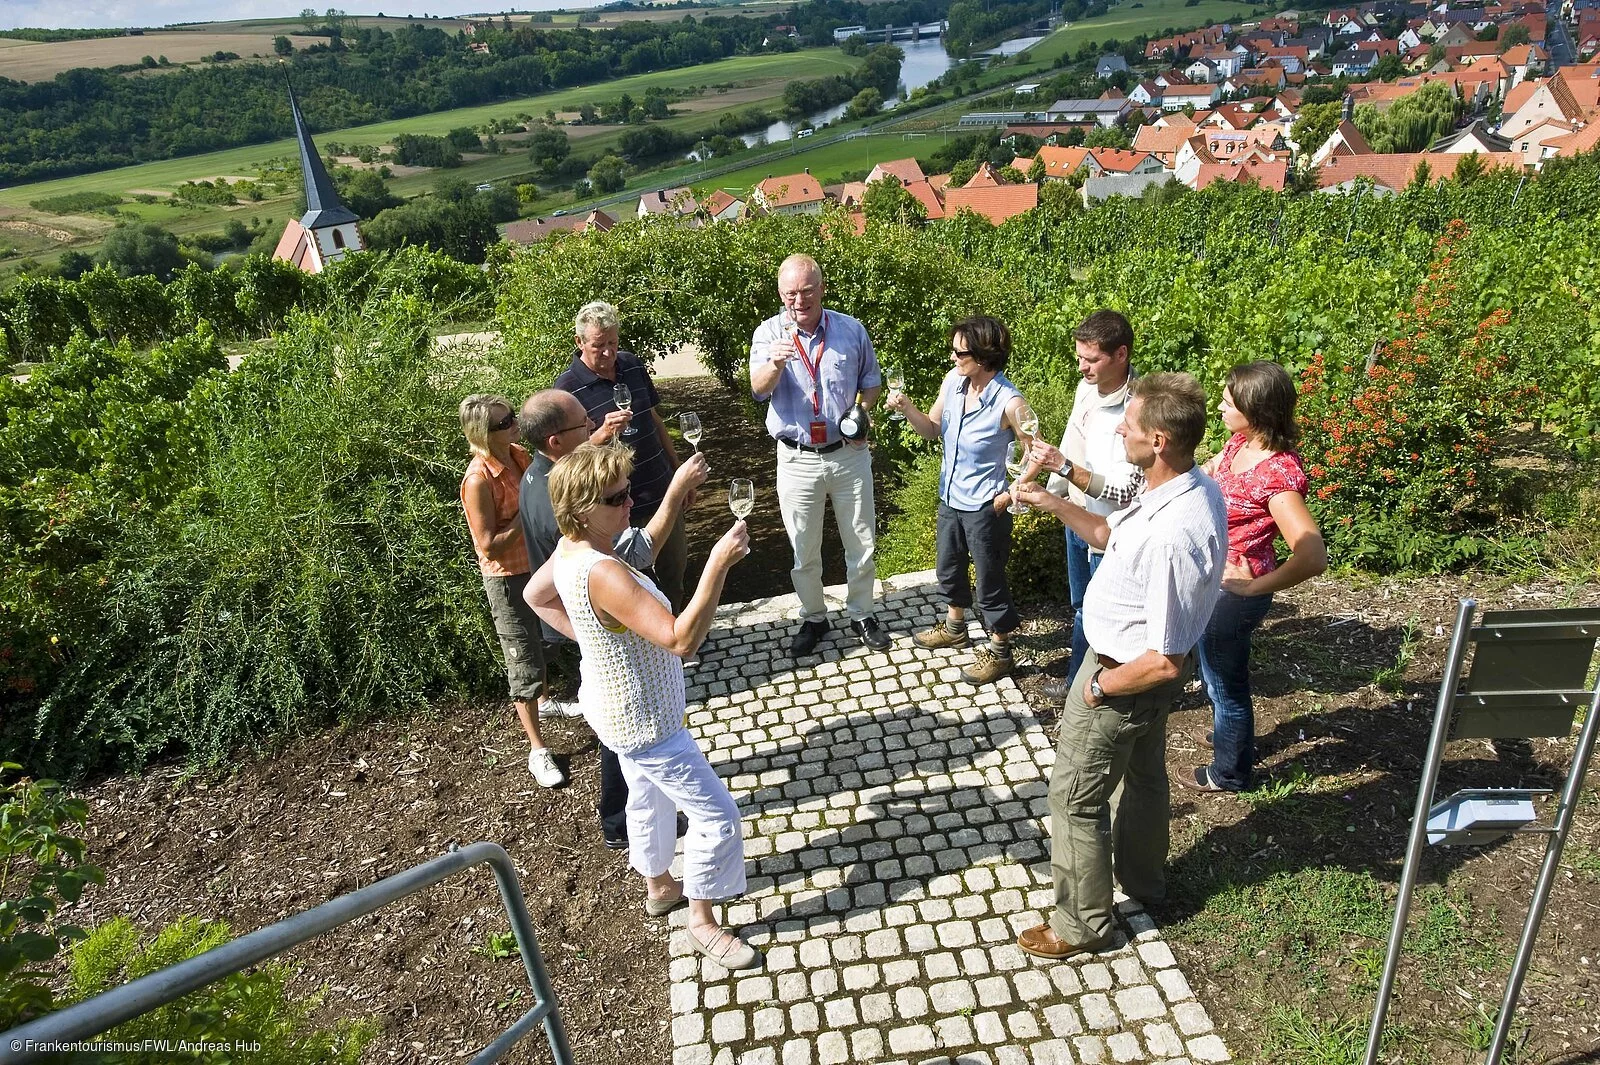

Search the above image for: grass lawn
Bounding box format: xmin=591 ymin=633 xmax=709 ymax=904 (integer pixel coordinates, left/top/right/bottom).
xmin=1025 ymin=0 xmax=1266 ymax=65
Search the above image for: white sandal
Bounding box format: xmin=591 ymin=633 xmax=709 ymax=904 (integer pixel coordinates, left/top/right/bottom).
xmin=690 ymin=927 xmax=759 ymax=970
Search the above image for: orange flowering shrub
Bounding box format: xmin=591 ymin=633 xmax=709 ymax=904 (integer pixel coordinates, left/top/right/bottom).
xmin=1296 ymin=221 xmax=1538 ymax=570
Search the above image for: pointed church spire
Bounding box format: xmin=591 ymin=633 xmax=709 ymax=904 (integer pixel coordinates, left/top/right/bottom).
xmin=287 ymin=76 xmax=359 ymax=229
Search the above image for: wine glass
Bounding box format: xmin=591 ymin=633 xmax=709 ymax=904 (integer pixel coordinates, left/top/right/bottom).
xmin=679 ymin=412 xmax=702 ymax=454
xmin=729 ymin=478 xmax=754 ymax=519
xmin=1017 ymin=402 xmax=1039 ymax=443
xmin=885 ymin=365 xmax=908 ymax=421
xmin=613 ymin=382 xmax=633 ymax=413
xmin=1006 ymin=438 xmax=1029 ymax=515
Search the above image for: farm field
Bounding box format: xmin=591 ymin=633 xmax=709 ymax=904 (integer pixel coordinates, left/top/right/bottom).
xmin=0 ymin=31 xmax=289 ymax=81
xmin=1025 ymin=0 xmax=1264 ymax=64
xmin=0 ymin=45 xmax=856 ymax=272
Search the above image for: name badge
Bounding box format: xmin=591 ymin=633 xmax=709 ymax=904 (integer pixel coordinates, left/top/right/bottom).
xmin=809 ymin=420 xmax=828 ymax=445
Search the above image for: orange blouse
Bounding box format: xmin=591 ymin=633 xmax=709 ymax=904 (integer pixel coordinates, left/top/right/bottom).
xmin=461 ymin=444 xmax=532 ymax=577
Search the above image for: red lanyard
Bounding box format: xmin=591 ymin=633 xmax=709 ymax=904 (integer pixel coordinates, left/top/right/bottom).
xmin=790 ymin=314 xmax=827 ymax=416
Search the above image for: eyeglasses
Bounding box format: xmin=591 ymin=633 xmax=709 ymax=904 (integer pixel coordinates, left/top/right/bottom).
xmin=491 ymin=410 xmax=518 ymax=431
xmin=600 ymin=487 xmax=632 ymax=508
xmin=561 ymin=421 xmax=588 ymax=434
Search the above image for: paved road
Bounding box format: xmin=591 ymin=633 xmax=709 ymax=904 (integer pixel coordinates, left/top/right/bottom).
xmin=1546 ymin=0 xmax=1576 ymax=68
xmin=662 ymin=570 xmax=1233 ymax=1065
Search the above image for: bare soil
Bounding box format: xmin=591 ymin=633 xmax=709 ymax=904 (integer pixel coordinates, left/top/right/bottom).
xmin=57 ymin=375 xmax=1600 ymax=1063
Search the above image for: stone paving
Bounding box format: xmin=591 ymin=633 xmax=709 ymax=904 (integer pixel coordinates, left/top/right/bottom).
xmin=663 ymin=570 xmax=1231 ymax=1065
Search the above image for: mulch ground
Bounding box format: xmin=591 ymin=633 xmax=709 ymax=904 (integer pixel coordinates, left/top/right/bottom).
xmin=55 ymin=376 xmax=1600 ymax=1063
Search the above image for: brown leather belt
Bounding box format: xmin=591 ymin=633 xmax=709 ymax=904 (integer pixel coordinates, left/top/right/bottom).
xmin=1095 ymin=653 xmax=1123 ymax=670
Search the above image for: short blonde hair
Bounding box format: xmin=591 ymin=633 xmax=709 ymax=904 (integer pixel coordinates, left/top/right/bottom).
xmin=574 ymin=300 xmax=620 ymax=338
xmin=460 ymin=393 xmax=513 ymax=456
xmin=548 ymin=442 xmax=635 ymax=539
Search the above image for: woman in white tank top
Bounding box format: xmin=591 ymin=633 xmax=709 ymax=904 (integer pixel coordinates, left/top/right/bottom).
xmin=531 ymin=442 xmax=761 ymax=971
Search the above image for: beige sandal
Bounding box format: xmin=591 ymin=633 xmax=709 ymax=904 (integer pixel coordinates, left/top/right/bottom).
xmin=644 ymin=891 xmax=686 ymax=917
xmin=690 ymin=927 xmax=759 ymax=970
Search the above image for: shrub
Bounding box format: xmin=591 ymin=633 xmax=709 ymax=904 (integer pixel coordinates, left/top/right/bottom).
xmin=0 ymin=764 xmax=104 ymax=1029
xmin=1297 ymin=221 xmax=1539 ymax=570
xmin=67 ymin=917 xmax=375 ymax=1062
xmin=876 ymin=451 xmax=1067 ymax=602
xmin=28 ymin=192 xmax=122 ymax=215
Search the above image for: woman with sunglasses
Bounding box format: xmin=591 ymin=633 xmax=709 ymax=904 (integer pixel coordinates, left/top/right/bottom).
xmin=460 ymin=393 xmax=565 ymax=789
xmin=1182 ymin=362 xmax=1327 ymax=794
xmin=884 ymin=316 xmax=1033 ymax=685
xmin=535 ymin=442 xmax=759 ymax=970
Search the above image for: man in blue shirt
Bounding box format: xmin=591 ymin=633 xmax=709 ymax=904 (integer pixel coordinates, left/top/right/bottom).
xmin=554 ymin=300 xmax=688 ymax=609
xmin=749 ymin=254 xmax=888 ymax=656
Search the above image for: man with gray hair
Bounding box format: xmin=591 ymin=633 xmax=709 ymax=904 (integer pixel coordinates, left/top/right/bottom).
xmin=518 ymin=388 xmax=707 ymax=849
xmin=749 ymin=253 xmax=888 ymax=656
xmin=554 ymin=300 xmax=688 ymax=608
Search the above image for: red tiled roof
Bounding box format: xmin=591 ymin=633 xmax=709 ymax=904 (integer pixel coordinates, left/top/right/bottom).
xmin=1035 ymin=145 xmax=1092 ymax=175
xmin=903 ymin=179 xmax=946 ymax=220
xmin=1088 ymin=147 xmax=1156 ymax=173
xmin=1316 ymin=151 xmax=1521 ymax=190
xmin=868 ymin=158 xmax=927 ymax=186
xmin=704 ymin=190 xmax=740 ymax=216
xmin=1193 ymin=158 xmax=1289 ymax=191
xmin=756 ymin=173 xmax=825 ymax=207
xmin=941 ymin=183 xmax=1039 ymax=224
xmin=964 ymin=162 xmax=1007 ymax=187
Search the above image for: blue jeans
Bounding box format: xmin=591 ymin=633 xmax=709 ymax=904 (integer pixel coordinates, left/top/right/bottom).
xmin=1065 ymin=529 xmax=1103 ymax=684
xmin=1197 ymin=590 xmax=1275 ymax=791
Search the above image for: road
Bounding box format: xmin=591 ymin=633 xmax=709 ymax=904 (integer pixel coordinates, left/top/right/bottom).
xmin=1546 ymin=0 xmax=1575 ymax=68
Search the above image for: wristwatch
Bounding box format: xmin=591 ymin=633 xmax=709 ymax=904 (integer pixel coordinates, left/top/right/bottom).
xmin=1088 ymin=669 xmax=1105 ymax=702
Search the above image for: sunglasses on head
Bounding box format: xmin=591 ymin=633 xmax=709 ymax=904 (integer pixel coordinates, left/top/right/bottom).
xmin=600 ymin=487 xmax=632 ymax=508
xmin=491 ymin=409 xmax=518 ymax=431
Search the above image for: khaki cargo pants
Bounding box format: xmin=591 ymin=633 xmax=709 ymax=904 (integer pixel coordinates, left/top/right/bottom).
xmin=1047 ymin=654 xmax=1188 ymax=944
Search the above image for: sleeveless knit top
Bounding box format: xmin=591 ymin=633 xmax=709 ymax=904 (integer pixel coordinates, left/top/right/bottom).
xmin=938 ymin=371 xmax=1021 ymax=512
xmin=552 ymin=541 xmax=686 ymax=755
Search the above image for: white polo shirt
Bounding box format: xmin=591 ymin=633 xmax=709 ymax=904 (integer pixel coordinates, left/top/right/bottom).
xmin=1081 ymin=467 xmax=1228 ymax=664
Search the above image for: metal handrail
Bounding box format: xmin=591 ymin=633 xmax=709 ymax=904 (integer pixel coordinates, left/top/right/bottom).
xmin=0 ymin=841 xmax=573 ymax=1065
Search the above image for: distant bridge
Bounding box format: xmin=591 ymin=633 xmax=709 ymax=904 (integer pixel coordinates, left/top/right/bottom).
xmin=832 ymin=21 xmax=948 ymax=43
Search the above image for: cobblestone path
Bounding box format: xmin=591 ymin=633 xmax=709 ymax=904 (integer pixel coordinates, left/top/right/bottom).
xmin=665 ymin=571 xmax=1231 ymax=1065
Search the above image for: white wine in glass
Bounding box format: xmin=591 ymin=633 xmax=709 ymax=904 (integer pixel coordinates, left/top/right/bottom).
xmin=613 ymin=382 xmax=633 ymax=413
xmin=729 ymin=478 xmax=754 ymax=519
xmin=1006 ymin=439 xmax=1029 ymax=515
xmin=679 ymin=412 xmax=702 ymax=453
xmin=886 ymin=366 xmax=908 ymax=421
xmin=1018 ymin=405 xmax=1039 ymax=441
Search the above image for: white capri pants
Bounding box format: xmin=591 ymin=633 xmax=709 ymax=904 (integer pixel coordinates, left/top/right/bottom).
xmin=618 ymin=727 xmax=747 ymax=901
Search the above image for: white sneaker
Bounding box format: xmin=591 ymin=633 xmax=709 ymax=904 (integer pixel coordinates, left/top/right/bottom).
xmin=527 ymin=747 xmax=565 ymax=788
xmin=544 ymin=697 xmax=584 ymax=719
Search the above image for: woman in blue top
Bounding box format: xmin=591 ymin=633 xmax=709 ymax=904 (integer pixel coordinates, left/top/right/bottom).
xmin=885 ymin=316 xmax=1035 ymax=685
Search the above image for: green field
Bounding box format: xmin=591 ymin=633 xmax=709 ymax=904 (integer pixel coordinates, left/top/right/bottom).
xmin=0 ymin=45 xmax=860 ymax=272
xmin=1024 ymin=0 xmax=1265 ymax=64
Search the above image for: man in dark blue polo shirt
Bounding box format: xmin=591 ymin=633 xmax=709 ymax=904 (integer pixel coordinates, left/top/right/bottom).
xmin=553 ymin=300 xmax=688 ymax=608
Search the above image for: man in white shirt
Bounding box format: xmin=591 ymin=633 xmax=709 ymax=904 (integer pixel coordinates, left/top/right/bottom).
xmin=1014 ymin=372 xmax=1226 ymax=959
xmin=1034 ymin=311 xmax=1143 ymax=703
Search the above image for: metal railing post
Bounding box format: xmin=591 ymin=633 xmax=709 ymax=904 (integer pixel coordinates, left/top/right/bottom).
xmin=1363 ymin=598 xmax=1477 ymax=1065
xmin=1484 ymin=678 xmax=1600 ymax=1064
xmin=1 ymin=842 xmax=572 ymax=1065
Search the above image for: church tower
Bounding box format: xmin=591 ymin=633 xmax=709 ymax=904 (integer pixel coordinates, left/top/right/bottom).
xmin=272 ymin=81 xmax=364 ymax=273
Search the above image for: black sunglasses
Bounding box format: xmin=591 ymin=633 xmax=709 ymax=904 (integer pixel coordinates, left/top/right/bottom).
xmin=491 ymin=409 xmax=518 ymax=431
xmin=600 ymin=487 xmax=632 ymax=508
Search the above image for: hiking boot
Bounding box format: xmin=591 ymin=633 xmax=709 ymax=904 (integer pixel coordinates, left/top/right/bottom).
xmin=961 ymin=645 xmax=1013 ymax=685
xmin=914 ymin=621 xmax=970 ymax=650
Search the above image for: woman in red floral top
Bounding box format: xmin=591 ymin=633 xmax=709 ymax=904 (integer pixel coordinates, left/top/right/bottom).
xmin=1182 ymin=362 xmax=1327 ymax=793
